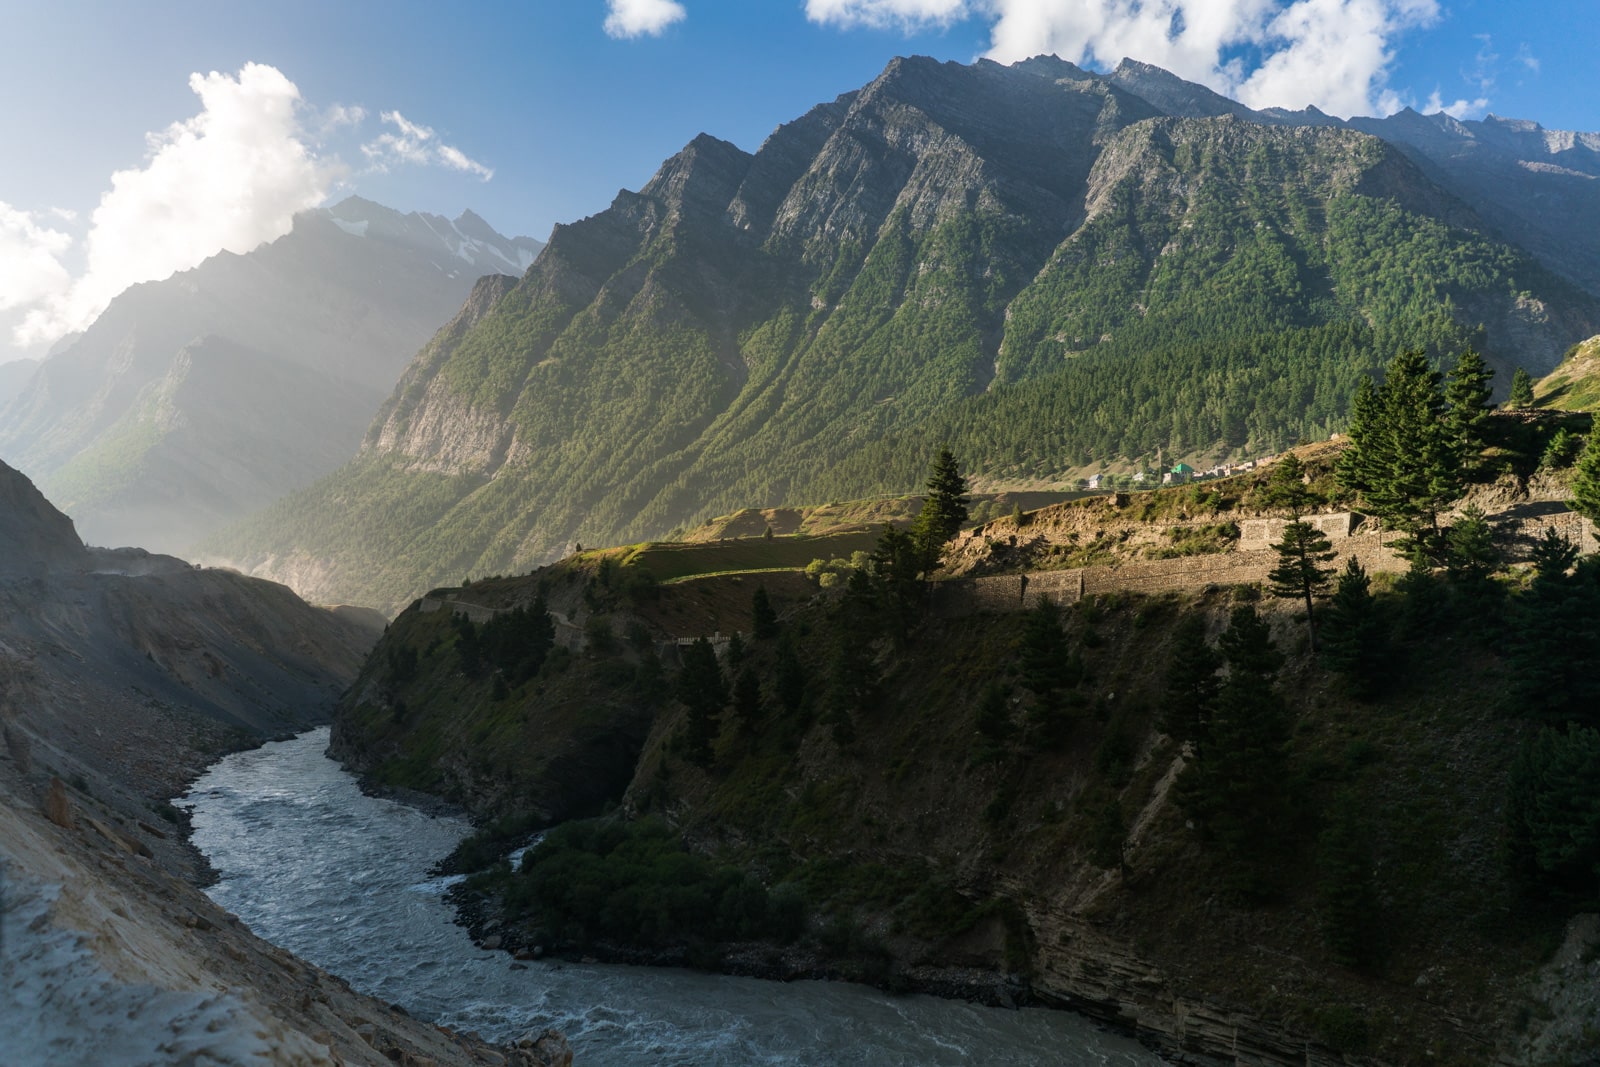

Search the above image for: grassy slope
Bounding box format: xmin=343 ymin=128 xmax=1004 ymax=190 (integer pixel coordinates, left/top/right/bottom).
xmin=1535 ymin=334 xmax=1600 ymax=411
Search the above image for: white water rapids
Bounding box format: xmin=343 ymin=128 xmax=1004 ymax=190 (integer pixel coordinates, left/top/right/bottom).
xmin=180 ymin=729 xmax=1164 ymax=1066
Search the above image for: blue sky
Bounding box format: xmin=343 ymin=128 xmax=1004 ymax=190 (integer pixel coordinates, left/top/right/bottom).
xmin=0 ymin=0 xmax=1593 ymax=359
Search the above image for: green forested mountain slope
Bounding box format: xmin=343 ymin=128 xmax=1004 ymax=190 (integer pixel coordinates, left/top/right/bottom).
xmin=208 ymin=56 xmax=1598 ymax=612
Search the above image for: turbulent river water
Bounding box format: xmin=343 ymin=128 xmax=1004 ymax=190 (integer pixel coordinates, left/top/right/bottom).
xmin=180 ymin=729 xmax=1163 ymax=1066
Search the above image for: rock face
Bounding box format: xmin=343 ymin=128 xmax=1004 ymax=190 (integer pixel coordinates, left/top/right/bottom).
xmin=0 ymin=458 xmax=571 ymax=1067
xmin=0 ymin=456 xmax=382 ymax=828
xmin=213 ymin=55 xmax=1598 ymax=614
xmin=0 ymin=197 xmax=542 ymax=555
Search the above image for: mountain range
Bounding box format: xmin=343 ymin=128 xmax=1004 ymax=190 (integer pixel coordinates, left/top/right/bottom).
xmin=0 ymin=198 xmax=541 ymax=553
xmin=199 ymin=55 xmax=1600 ymax=612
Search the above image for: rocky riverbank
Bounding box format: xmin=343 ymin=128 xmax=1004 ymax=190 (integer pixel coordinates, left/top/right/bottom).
xmin=0 ymin=458 xmax=573 ymax=1067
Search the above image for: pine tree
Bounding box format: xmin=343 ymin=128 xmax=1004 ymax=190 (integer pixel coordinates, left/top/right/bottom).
xmin=1508 ymin=367 xmax=1535 ymax=409
xmin=750 ymin=586 xmax=778 ymax=640
xmin=1319 ymin=558 xmax=1387 ymax=699
xmin=1571 ymin=432 xmax=1600 ymax=526
xmin=1162 ymin=612 xmax=1220 ymax=743
xmin=1215 ymin=602 xmax=1284 ymax=679
xmin=1338 ymin=349 xmax=1462 ymax=565
xmin=1266 ymin=452 xmax=1314 ymax=518
xmin=1444 ymin=505 xmax=1500 ymax=593
xmin=1507 ymin=725 xmax=1600 ymax=898
xmin=1530 ymin=525 xmax=1579 ymax=581
xmin=911 ymin=448 xmax=969 ymax=573
xmin=975 ymin=683 xmax=1015 ymax=743
xmin=1019 ymin=598 xmax=1079 ymax=742
xmin=871 ymin=523 xmax=926 ymax=636
xmin=732 ymin=666 xmax=761 ymax=725
xmin=1177 ymin=607 xmax=1294 ymax=899
xmin=774 ymin=635 xmax=807 ymax=717
xmin=1336 ymin=376 xmax=1386 ymax=500
xmin=1504 ymin=554 xmax=1600 ymax=725
xmin=676 ymin=637 xmax=727 ymax=766
xmin=1444 ymin=347 xmax=1494 ymax=470
xmin=1268 ymin=520 xmax=1337 ymax=651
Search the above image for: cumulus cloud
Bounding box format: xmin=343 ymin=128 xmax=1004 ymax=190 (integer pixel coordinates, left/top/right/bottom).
xmin=362 ymin=111 xmax=494 ymax=181
xmin=14 ymin=62 xmax=337 ymax=345
xmin=0 ymin=204 xmax=73 ymax=312
xmin=604 ymin=0 xmax=687 ymax=38
xmin=807 ymin=0 xmax=1443 ymax=118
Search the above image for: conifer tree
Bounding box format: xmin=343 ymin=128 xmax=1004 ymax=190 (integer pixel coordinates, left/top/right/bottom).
xmin=1162 ymin=612 xmax=1219 ymax=743
xmin=750 ymin=585 xmax=778 ymax=640
xmin=1319 ymin=558 xmax=1386 ymax=698
xmin=1265 ymin=452 xmax=1314 ymax=518
xmin=911 ymin=448 xmax=969 ymax=573
xmin=871 ymin=523 xmax=926 ymax=635
xmin=975 ymin=683 xmax=1015 ymax=743
xmin=676 ymin=637 xmax=727 ymax=766
xmin=1504 ymin=552 xmax=1600 ymax=724
xmin=1571 ymin=431 xmax=1600 ymax=527
xmin=732 ymin=666 xmax=761 ymax=725
xmin=774 ymin=635 xmax=806 ymax=716
xmin=1507 ymin=725 xmax=1600 ymax=898
xmin=1337 ymin=349 xmax=1462 ymax=564
xmin=1177 ymin=605 xmax=1293 ymax=899
xmin=1530 ymin=525 xmax=1579 ymax=581
xmin=1508 ymin=367 xmax=1535 ymax=409
xmin=1019 ymin=598 xmax=1079 ymax=740
xmin=1444 ymin=505 xmax=1500 ymax=591
xmin=1444 ymin=347 xmax=1494 ymax=470
xmin=1215 ymin=602 xmax=1284 ymax=678
xmin=1336 ymin=376 xmax=1385 ymax=498
xmin=1268 ymin=520 xmax=1336 ymax=651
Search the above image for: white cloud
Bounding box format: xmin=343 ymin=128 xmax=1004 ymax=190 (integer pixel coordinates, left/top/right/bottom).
xmin=1514 ymin=43 xmax=1539 ymax=75
xmin=1424 ymin=89 xmax=1488 ymax=120
xmin=320 ymin=103 xmax=368 ymax=133
xmin=0 ymin=203 xmax=73 ymax=312
xmin=1235 ymin=0 xmax=1438 ymax=117
xmin=362 ymin=111 xmax=494 ymax=181
xmin=807 ymin=0 xmax=1442 ymax=118
xmin=805 ymin=0 xmax=969 ymax=30
xmin=15 ymin=62 xmax=337 ymax=346
xmin=604 ymin=0 xmax=687 ymax=38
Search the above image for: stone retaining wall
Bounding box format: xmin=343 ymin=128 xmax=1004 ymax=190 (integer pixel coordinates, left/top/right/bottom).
xmin=1238 ymin=511 xmax=1357 ymax=547
xmin=934 ymin=536 xmax=1409 ymax=618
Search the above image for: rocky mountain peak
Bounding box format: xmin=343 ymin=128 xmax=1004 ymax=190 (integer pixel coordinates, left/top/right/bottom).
xmin=641 ymin=133 xmax=755 ymax=220
xmin=0 ymin=459 xmax=84 ymax=573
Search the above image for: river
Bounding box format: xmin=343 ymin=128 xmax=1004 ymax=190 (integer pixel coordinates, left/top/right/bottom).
xmin=179 ymin=729 xmax=1164 ymax=1066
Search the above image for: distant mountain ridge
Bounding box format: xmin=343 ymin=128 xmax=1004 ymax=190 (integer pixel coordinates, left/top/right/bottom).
xmin=1104 ymin=58 xmax=1600 ymax=298
xmin=208 ymin=55 xmax=1600 ymax=612
xmin=0 ymin=198 xmax=542 ymax=553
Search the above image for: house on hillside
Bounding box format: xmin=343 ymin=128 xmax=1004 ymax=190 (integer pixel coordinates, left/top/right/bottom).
xmin=1087 ymin=473 xmax=1105 ymax=490
xmin=1162 ymin=462 xmax=1195 ymax=486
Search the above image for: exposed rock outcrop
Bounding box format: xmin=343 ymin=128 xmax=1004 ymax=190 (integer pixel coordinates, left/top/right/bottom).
xmin=0 ymin=458 xmax=571 ymax=1065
